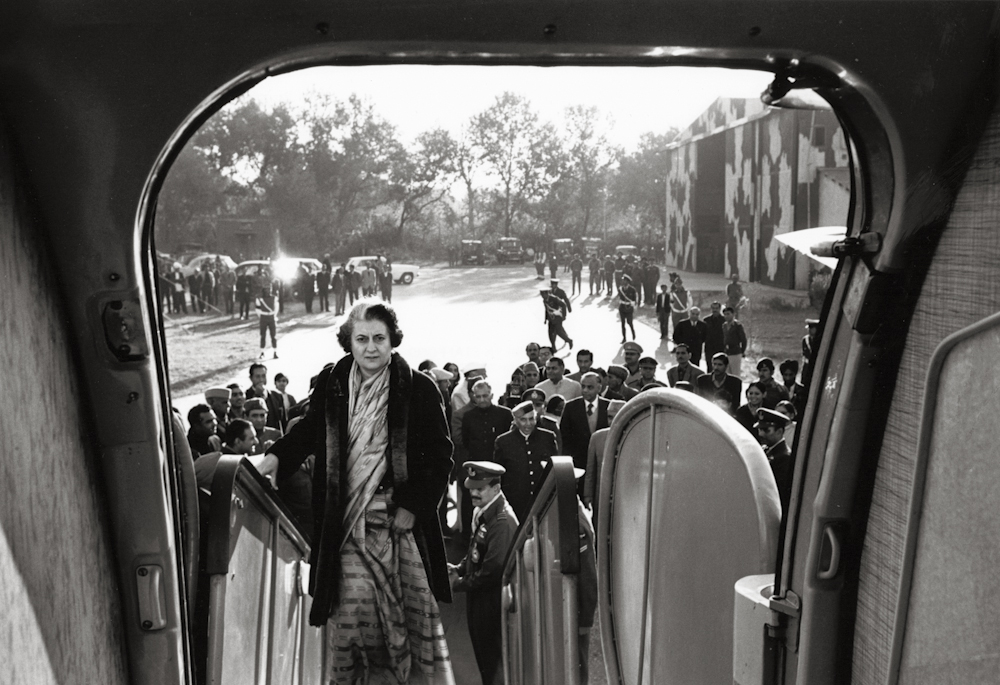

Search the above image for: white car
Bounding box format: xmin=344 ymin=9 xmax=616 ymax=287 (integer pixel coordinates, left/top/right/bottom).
xmin=346 ymin=256 xmax=420 ymax=285
xmin=179 ymin=253 xmax=237 ymax=278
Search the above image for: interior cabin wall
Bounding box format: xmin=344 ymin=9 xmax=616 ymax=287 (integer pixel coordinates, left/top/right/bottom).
xmin=853 ymin=75 xmax=1000 ymax=685
xmin=0 ymin=119 xmax=128 ymax=684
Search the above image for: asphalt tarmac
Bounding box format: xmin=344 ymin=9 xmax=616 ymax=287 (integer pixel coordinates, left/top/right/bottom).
xmin=177 ymin=262 xmax=673 ymax=412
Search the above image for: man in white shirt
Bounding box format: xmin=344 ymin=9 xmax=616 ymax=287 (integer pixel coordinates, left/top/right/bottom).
xmin=535 ymin=357 xmax=582 ymax=401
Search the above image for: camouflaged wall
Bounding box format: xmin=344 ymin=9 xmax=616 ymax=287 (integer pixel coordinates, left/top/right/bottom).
xmin=665 ymin=99 xmax=849 ymax=289
xmin=666 ymin=143 xmax=697 ymax=271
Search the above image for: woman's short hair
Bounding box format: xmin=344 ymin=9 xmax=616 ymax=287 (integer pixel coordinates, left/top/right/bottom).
xmin=776 ymin=399 xmax=798 ymax=420
xmin=336 ymin=300 xmax=404 ymax=353
xmin=746 ymin=381 xmax=766 ymax=396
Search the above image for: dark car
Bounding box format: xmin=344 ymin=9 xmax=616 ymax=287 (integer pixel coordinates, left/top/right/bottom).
xmin=496 ymin=237 xmax=525 ymax=264
xmin=461 ymin=239 xmax=484 ymax=265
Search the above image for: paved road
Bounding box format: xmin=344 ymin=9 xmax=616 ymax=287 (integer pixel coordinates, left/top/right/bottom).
xmin=176 ymin=263 xmax=673 ymax=412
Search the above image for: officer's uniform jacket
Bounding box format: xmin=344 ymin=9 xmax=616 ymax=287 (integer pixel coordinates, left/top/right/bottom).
xmin=766 ymin=438 xmax=793 ymax=513
xmin=454 ymin=493 xmax=519 ymax=592
xmin=493 ymin=426 xmax=559 ymax=522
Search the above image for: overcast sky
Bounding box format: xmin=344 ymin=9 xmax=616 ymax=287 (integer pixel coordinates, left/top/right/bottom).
xmin=248 ymin=65 xmax=772 ymax=151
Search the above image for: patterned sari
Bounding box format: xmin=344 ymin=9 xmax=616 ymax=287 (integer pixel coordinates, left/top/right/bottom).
xmin=326 ymin=361 xmax=454 ymax=685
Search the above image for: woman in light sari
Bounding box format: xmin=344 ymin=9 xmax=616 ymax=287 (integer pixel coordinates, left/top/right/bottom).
xmin=260 ymin=301 xmax=455 ymax=684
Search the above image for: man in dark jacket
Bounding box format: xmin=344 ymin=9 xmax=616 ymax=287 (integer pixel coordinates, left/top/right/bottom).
xmin=449 ymin=461 xmax=519 ymax=685
xmin=757 ymin=407 xmax=793 ymax=513
xmin=316 ymin=264 xmax=331 ymax=312
xmin=673 ymin=306 xmax=708 ymax=367
xmin=723 ymin=305 xmax=748 ymax=378
xmin=695 ymin=353 xmax=744 ymax=416
xmin=560 ymin=373 xmax=610 ymax=494
xmin=332 ymin=265 xmax=346 ymax=315
xmin=780 ymin=358 xmax=807 ymax=417
xmin=492 ymin=400 xmax=559 ymax=521
xmin=245 ymin=362 xmax=286 ymax=431
xmin=703 ymin=301 xmax=726 ymax=361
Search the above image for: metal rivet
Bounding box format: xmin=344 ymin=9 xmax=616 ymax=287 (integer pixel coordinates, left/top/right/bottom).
xmin=315 ymin=22 xmax=330 ymax=35
xmin=137 ymin=567 xmax=148 ymax=577
xmin=127 ymin=391 xmax=139 ymax=403
xmin=109 ymin=273 xmax=120 ymax=282
xmin=142 ymin=620 xmax=153 ymax=629
xmin=543 ymin=24 xmax=556 ymax=36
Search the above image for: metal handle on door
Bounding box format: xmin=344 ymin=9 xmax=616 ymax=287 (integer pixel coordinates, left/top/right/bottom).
xmin=817 ymin=525 xmax=841 ymax=580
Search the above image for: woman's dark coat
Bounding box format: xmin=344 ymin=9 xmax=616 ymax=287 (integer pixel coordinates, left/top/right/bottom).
xmin=268 ymin=352 xmax=454 ymax=626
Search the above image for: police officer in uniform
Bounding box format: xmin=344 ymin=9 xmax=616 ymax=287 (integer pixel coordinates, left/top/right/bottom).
xmin=449 ymin=461 xmax=519 ymax=685
xmin=756 ymin=407 xmax=793 ymax=513
xmin=621 ymin=341 xmax=644 ymax=388
xmin=492 ymin=399 xmax=559 ymax=521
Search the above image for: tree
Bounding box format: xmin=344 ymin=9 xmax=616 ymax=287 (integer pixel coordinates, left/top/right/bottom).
xmin=471 ymin=92 xmax=561 ymax=237
xmin=454 ymin=128 xmax=483 ymax=237
xmin=387 ymin=128 xmax=457 ymax=240
xmin=563 ymin=105 xmax=621 ymax=236
xmin=156 ymin=142 xmax=228 ymax=251
xmin=611 ymin=130 xmax=679 ymax=239
xmin=303 ymin=95 xmax=403 ymax=240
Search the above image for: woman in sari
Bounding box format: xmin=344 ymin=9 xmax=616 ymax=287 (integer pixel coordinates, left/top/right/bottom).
xmin=260 ymin=301 xmax=455 ymax=684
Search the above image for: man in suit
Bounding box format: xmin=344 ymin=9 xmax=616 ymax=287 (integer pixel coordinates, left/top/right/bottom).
xmin=582 ymin=399 xmax=626 ymax=513
xmin=673 ymin=306 xmax=708 ymax=368
xmin=655 ymin=283 xmax=671 ymax=338
xmin=450 ymin=374 xmax=485 ymax=540
xmin=780 ymin=358 xmax=807 ymax=417
xmin=461 ymin=380 xmax=514 ymax=541
xmin=666 ymin=344 xmax=704 ymax=387
xmin=492 ymin=400 xmax=559 ymax=522
xmin=560 ymin=373 xmax=610 ymax=494
xmin=703 ymin=301 xmax=726 ymax=362
xmin=245 ymin=362 xmax=286 ymax=431
xmin=346 ymin=263 xmax=361 ymax=304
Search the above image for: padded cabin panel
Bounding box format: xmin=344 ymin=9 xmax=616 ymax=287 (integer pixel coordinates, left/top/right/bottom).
xmin=896 ymin=320 xmax=1000 ymax=684
xmin=854 ymin=84 xmax=1000 ymax=684
xmin=0 ymin=122 xmax=127 ymax=682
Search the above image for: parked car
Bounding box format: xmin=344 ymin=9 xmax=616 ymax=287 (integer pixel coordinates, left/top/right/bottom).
xmin=345 ymin=256 xmax=420 ymax=285
xmin=179 ymin=253 xmax=237 ymax=278
xmin=614 ymin=244 xmax=639 ymax=257
xmin=496 ymin=237 xmax=526 ymax=264
xmin=580 ymin=237 xmax=603 ymax=257
xmin=552 ymin=238 xmax=573 ymax=260
xmin=460 ymin=239 xmax=484 ymax=265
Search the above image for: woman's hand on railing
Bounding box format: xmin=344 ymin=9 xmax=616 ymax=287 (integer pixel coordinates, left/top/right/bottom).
xmin=256 ymin=453 xmax=279 ymax=479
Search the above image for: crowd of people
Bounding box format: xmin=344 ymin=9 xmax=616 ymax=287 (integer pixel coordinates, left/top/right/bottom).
xmin=160 ymin=253 xmax=398 ymax=318
xmin=160 ymin=253 xmax=399 ymax=360
xmin=175 ymin=267 xmax=818 ymax=685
